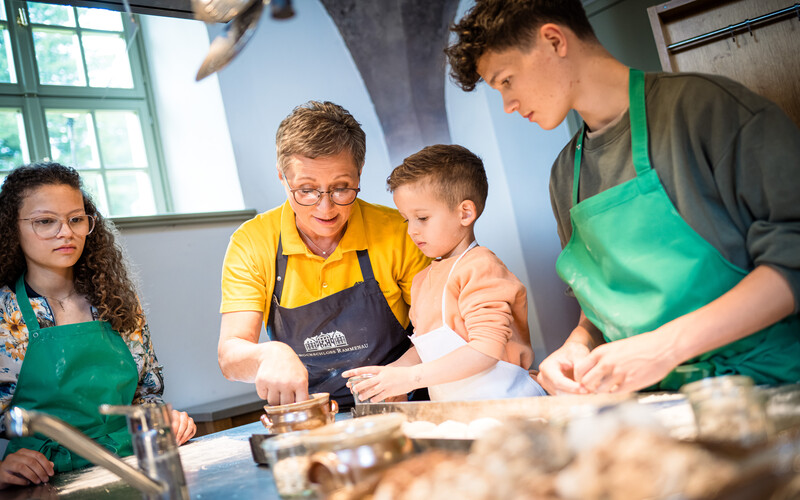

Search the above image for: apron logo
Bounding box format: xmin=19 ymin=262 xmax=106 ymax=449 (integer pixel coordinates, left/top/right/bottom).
xmin=304 ymin=330 xmax=348 ymax=352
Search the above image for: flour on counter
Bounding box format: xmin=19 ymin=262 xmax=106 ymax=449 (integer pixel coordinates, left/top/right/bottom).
xmin=402 ymin=418 xmax=503 ymax=439
xmin=56 ymin=455 xmax=139 ymax=494
xmin=178 ymin=436 xmax=250 ymax=471
xmin=55 ymin=437 xmax=250 ymax=494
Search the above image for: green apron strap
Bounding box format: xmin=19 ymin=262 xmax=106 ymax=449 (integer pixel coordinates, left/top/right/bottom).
xmin=573 ymin=127 xmax=585 ymax=207
xmin=628 ymin=68 xmax=651 ymax=175
xmin=14 ymin=275 xmax=40 ymax=332
xmin=573 ymin=68 xmax=648 ymax=207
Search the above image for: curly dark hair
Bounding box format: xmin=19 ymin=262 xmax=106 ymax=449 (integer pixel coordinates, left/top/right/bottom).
xmin=445 ymin=0 xmax=598 ymax=91
xmin=0 ymin=162 xmax=143 ymax=334
xmin=387 ymin=144 xmax=489 ymax=218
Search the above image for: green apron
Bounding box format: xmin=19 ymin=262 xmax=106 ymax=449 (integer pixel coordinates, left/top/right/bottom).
xmin=4 ymin=275 xmax=139 ymax=472
xmin=555 ymin=68 xmax=800 ymax=390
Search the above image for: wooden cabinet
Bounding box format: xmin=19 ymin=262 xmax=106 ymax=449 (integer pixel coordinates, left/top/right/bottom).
xmin=647 ymin=0 xmax=800 ymax=127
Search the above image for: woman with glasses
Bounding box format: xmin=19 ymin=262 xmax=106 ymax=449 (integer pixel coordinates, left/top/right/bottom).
xmin=219 ymin=101 xmax=430 ymax=408
xmin=0 ymin=162 xmax=195 ymax=488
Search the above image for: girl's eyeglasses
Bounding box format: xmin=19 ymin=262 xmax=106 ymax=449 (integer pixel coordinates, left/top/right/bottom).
xmin=19 ymin=214 xmax=96 ymax=239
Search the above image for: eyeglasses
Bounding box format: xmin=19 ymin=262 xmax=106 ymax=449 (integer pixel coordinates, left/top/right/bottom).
xmin=287 ymin=182 xmax=360 ymax=206
xmin=19 ymin=214 xmax=97 ymax=239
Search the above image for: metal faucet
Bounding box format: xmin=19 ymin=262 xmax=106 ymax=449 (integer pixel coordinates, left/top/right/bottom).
xmin=4 ymin=404 xmax=189 ymax=500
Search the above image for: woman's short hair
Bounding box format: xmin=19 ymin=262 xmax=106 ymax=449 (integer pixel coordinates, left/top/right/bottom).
xmin=387 ymin=144 xmax=488 ymax=218
xmin=276 ymin=101 xmax=366 ymax=174
xmin=445 ymin=0 xmax=598 ymax=92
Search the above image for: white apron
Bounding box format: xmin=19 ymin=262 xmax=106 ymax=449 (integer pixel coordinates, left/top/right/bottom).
xmin=410 ymin=242 xmax=547 ymax=401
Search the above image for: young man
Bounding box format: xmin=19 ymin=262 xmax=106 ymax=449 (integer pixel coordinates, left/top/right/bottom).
xmin=445 ymin=0 xmax=800 ymax=394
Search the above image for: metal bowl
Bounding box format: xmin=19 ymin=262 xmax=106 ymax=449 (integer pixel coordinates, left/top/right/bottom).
xmin=305 ymin=413 xmax=411 ymax=496
xmin=261 ymin=393 xmax=338 ymax=434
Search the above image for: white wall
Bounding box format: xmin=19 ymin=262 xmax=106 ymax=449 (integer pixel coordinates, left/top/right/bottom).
xmin=118 ymin=220 xmax=259 ymax=410
xmin=208 ymin=1 xmax=394 ymax=212
xmin=140 ymin=15 xmax=245 ymax=214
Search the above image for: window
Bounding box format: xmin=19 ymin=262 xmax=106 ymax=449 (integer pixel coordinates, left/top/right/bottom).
xmin=0 ymin=0 xmax=170 ymax=216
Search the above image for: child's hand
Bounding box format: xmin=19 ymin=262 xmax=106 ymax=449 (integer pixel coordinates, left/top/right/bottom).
xmin=342 ymin=365 xmax=421 ymax=402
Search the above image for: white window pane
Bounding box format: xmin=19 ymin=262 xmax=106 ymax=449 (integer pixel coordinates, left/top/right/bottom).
xmin=0 ymin=6 xmax=6 ymax=22
xmin=0 ymin=29 xmax=16 ymax=84
xmin=0 ymin=108 xmax=29 ymax=170
xmin=77 ymin=7 xmax=123 ymax=31
xmin=33 ymin=29 xmax=86 ymax=86
xmin=79 ymin=170 xmax=110 ymax=216
xmin=83 ymin=33 xmax=133 ymax=88
xmin=28 ymin=2 xmax=76 ymax=27
xmin=45 ymin=110 xmax=100 ymax=168
xmin=106 ymin=170 xmax=156 ymax=216
xmin=96 ymin=110 xmax=147 ymax=168
xmin=16 ymin=112 xmax=29 ymax=165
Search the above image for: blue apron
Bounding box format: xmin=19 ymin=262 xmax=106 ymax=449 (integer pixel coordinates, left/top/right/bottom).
xmin=267 ymin=238 xmax=411 ymax=406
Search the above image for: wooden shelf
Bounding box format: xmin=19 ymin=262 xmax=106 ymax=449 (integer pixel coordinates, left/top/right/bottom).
xmin=647 ymin=0 xmax=800 ymax=127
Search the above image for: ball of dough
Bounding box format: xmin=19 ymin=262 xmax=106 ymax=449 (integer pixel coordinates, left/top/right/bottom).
xmin=402 ymin=420 xmax=437 ymax=438
xmin=434 ymin=420 xmax=470 ymax=439
xmin=467 ymin=417 xmax=503 ymax=439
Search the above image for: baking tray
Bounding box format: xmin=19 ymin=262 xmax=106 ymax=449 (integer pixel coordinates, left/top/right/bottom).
xmin=248 ymin=433 xmax=277 ymax=465
xmin=252 ymin=385 xmax=800 ymax=465
xmin=353 ymin=385 xmax=800 ymax=442
xmin=351 ymin=393 xmax=633 ymax=424
xmin=410 ymin=437 xmax=473 ymax=453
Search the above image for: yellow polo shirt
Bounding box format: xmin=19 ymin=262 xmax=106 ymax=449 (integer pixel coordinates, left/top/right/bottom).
xmin=220 ymin=199 xmax=430 ymax=330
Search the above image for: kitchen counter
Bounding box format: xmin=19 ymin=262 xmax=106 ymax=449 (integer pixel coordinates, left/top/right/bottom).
xmin=5 ymin=386 xmax=799 ymax=499
xmin=1 ymin=418 xmax=317 ymax=500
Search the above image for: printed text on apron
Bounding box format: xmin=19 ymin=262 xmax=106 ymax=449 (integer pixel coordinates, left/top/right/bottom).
xmin=267 ymin=238 xmax=411 ymax=407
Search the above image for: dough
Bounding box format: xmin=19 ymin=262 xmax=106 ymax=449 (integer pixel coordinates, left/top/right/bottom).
xmin=433 ymin=420 xmax=470 ymax=439
xmin=401 ymin=420 xmax=437 ymax=438
xmin=402 ymin=417 xmax=503 ymax=439
xmin=467 ymin=417 xmax=502 ymax=438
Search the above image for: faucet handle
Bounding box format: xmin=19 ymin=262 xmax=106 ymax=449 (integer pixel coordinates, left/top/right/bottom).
xmin=100 ymin=403 xmax=173 ymax=433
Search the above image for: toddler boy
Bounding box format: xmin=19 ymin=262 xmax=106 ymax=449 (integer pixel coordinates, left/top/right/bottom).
xmin=343 ymin=144 xmax=546 ymax=401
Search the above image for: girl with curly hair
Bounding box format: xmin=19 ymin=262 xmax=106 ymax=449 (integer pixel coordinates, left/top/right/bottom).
xmin=0 ymin=162 xmax=195 ymax=489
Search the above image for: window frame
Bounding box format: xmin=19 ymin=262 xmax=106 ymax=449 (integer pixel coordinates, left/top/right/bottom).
xmin=0 ymin=0 xmax=173 ymax=215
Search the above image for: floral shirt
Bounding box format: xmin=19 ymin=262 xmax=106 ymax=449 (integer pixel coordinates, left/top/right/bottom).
xmin=0 ymin=285 xmax=165 ymax=432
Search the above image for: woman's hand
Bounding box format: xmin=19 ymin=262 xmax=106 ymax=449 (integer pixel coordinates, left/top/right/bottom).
xmin=219 ymin=314 xmax=310 ymax=407
xmin=537 ymin=341 xmax=592 ymax=395
xmin=171 ymin=410 xmax=197 ymax=445
xmin=256 ymin=342 xmax=310 ymax=406
xmin=0 ymin=449 xmax=54 ymax=489
xmin=342 ymin=365 xmax=421 ymax=402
